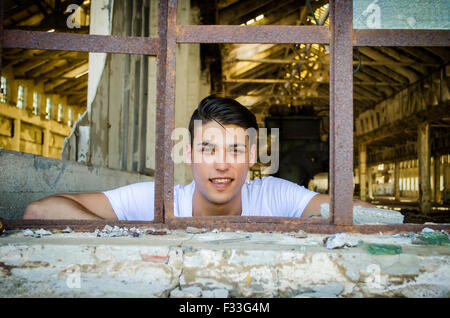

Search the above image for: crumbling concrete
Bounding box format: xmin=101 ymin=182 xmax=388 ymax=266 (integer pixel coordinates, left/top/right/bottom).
xmin=320 ymin=203 xmax=405 ymax=224
xmin=0 ymin=228 xmax=449 ymax=298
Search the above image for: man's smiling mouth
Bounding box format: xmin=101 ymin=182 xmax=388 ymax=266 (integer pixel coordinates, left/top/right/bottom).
xmin=209 ymin=177 xmax=234 ymax=188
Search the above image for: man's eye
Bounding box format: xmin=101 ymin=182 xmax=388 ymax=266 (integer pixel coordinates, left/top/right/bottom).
xmin=202 ymin=147 xmax=214 ymax=153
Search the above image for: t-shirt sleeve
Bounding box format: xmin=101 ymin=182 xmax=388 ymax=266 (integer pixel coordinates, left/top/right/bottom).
xmin=264 ymin=177 xmax=318 ymax=217
xmin=102 ymin=182 xmax=155 ymax=221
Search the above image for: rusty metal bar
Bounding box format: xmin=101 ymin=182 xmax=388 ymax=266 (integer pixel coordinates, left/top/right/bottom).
xmin=3 ymin=219 xmax=449 ymax=235
xmin=0 ymin=0 xmax=3 ymax=78
xmin=162 ymin=0 xmax=177 ymax=224
xmin=329 ymin=0 xmax=354 ymax=226
xmin=176 ymin=25 xmax=329 ymax=44
xmin=154 ymin=0 xmax=169 ymax=224
xmin=2 ymin=30 xmax=159 ymax=55
xmin=170 ymin=215 xmax=330 ymax=225
xmin=354 ymin=29 xmax=450 ymax=47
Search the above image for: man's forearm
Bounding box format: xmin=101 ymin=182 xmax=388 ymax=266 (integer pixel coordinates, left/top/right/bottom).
xmin=24 ymin=195 xmax=103 ymax=220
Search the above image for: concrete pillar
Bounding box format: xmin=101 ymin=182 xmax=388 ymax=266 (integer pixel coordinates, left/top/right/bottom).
xmin=435 ymin=155 xmax=441 ymax=204
xmin=418 ymin=122 xmax=431 ymax=215
xmin=42 ymin=128 xmax=50 ymax=157
xmin=394 ymin=161 xmax=400 ymax=201
xmin=358 ymin=143 xmax=367 ymax=201
xmin=12 ymin=118 xmax=21 ymax=152
xmin=367 ymin=165 xmax=373 ymax=199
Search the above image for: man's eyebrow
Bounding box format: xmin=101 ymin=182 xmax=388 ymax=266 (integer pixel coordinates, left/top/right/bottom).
xmin=197 ymin=141 xmax=215 ymax=146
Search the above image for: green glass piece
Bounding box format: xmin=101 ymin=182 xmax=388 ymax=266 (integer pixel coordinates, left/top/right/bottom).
xmin=419 ymin=232 xmax=450 ymax=246
xmin=365 ymin=243 xmax=403 ymax=255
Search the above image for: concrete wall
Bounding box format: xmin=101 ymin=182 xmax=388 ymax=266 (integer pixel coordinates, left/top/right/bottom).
xmin=0 ymin=229 xmax=449 ymax=297
xmin=0 ymin=148 xmax=152 ymax=219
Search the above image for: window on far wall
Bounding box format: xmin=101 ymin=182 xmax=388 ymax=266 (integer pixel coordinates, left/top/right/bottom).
xmin=45 ymin=97 xmax=52 ymax=120
xmin=68 ymin=108 xmax=73 ymax=127
xmin=57 ymin=103 xmax=64 ymax=122
xmin=32 ymin=92 xmax=39 ymax=115
xmin=17 ymin=84 xmax=25 ymax=109
xmin=0 ymin=76 xmax=7 ymax=103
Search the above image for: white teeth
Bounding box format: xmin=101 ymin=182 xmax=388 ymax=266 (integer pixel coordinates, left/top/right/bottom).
xmin=211 ymin=178 xmax=232 ymax=183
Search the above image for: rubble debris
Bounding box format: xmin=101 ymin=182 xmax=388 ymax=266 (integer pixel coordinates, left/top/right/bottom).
xmin=145 ymin=229 xmax=168 ymax=235
xmin=289 ymin=229 xmax=308 ymax=238
xmin=95 ymin=225 xmax=145 ymax=238
xmin=186 ymin=226 xmax=207 ymax=234
xmin=34 ymin=228 xmax=52 ymax=236
xmin=22 ymin=228 xmax=52 ymax=238
xmin=61 ymin=226 xmax=72 ymax=233
xmin=23 ymin=229 xmax=34 ymax=237
xmin=324 ymin=233 xmax=360 ymax=249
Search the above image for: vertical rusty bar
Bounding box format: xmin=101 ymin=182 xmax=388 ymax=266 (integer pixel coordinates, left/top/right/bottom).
xmin=155 ymin=0 xmax=177 ymax=224
xmin=329 ymin=0 xmax=354 ymax=225
xmin=0 ymin=0 xmax=3 ymax=78
xmin=163 ymin=0 xmax=177 ymax=223
xmin=154 ymin=0 xmax=169 ymax=224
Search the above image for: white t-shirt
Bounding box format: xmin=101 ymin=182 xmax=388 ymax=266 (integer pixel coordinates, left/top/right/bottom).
xmin=103 ymin=176 xmax=318 ymax=221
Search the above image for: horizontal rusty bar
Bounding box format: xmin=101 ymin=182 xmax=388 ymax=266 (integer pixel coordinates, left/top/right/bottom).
xmin=353 ymin=29 xmax=450 ymax=47
xmin=2 ymin=30 xmax=159 ymax=55
xmin=176 ymin=25 xmax=329 ymax=44
xmin=3 ymin=219 xmax=449 ymax=235
xmin=166 ymin=215 xmax=331 ymax=225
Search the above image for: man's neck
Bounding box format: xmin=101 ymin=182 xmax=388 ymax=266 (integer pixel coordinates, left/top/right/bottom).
xmin=192 ymin=189 xmax=242 ymax=217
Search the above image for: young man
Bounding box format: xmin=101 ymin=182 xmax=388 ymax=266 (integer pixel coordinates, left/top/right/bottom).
xmin=23 ymin=96 xmax=374 ymax=220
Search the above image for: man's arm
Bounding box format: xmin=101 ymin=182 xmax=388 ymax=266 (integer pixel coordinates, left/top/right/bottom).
xmin=23 ymin=193 xmax=118 ymax=220
xmin=301 ymin=194 xmax=376 ymax=219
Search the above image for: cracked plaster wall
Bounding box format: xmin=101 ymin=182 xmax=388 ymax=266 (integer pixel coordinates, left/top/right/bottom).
xmin=0 ymin=230 xmax=449 ymax=298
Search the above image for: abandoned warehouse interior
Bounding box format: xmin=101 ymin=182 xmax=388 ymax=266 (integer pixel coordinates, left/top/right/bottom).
xmin=1 ymin=0 xmax=450 ymax=299
xmin=0 ymin=0 xmax=449 ymax=231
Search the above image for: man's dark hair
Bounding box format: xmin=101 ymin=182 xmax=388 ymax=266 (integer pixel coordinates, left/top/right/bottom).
xmin=188 ymin=95 xmax=258 ymax=146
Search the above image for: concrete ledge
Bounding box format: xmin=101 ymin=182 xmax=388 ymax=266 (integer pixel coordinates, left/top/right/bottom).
xmin=0 ymin=149 xmax=153 ymax=219
xmin=0 ymin=230 xmax=449 ymax=297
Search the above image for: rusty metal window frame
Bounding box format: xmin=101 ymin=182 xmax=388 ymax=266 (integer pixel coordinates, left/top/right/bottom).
xmin=1 ymin=0 xmax=449 ymax=234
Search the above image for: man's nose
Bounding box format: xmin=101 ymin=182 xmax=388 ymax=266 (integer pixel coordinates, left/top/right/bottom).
xmin=213 ymin=150 xmax=230 ymax=170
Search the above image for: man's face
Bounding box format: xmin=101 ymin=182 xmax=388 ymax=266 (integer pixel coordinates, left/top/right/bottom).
xmin=186 ymin=121 xmax=256 ymax=206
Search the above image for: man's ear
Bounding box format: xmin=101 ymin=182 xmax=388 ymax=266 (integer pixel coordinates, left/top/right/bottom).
xmin=185 ymin=143 xmax=192 ymax=165
xmin=249 ymin=143 xmax=257 ymax=167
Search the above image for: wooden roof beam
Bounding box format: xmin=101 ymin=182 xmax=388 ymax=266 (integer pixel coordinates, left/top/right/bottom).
xmin=358 ymin=47 xmax=420 ymax=83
